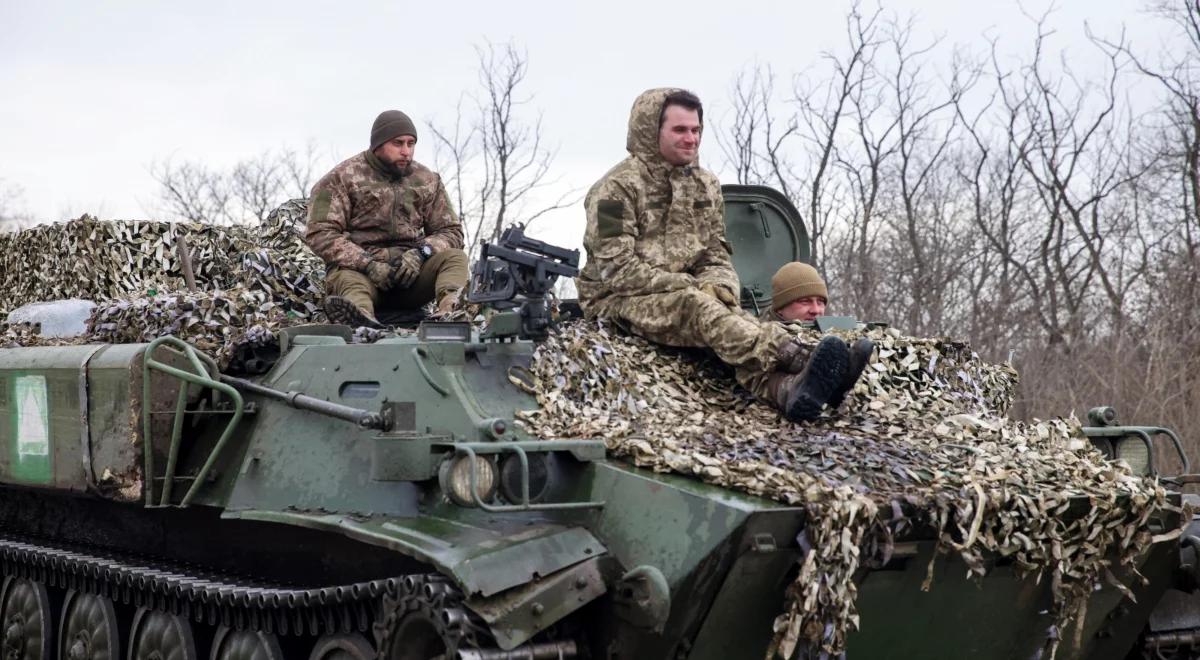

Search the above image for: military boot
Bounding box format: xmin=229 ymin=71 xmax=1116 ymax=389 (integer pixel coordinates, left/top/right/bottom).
xmin=768 ymin=335 xmax=850 ymax=422
xmin=430 ymin=288 xmax=462 ymax=320
xmin=324 ymin=296 xmax=384 ymax=330
xmin=828 ymin=337 xmax=875 ymax=409
xmin=774 ymin=337 xmax=812 ymax=373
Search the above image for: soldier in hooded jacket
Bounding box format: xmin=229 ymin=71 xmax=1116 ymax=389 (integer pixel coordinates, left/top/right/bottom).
xmin=578 ymin=88 xmax=869 ymax=422
xmin=306 ymin=110 xmax=468 ymax=328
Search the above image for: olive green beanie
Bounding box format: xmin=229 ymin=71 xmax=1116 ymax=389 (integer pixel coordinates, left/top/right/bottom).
xmin=370 ymin=110 xmax=417 ymax=151
xmin=771 ymin=262 xmax=828 ymax=311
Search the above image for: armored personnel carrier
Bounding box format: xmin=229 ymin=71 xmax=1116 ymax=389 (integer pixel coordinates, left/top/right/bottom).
xmin=0 ymin=185 xmax=1198 ymax=660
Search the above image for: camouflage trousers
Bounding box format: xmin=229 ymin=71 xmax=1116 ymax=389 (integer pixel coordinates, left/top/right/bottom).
xmin=585 ymin=287 xmax=793 ymax=400
xmin=325 ymin=248 xmax=469 ymax=316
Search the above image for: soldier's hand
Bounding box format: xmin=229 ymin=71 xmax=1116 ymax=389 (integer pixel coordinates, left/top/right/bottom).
xmin=701 ymin=282 xmax=740 ymax=308
xmin=389 ymin=249 xmax=423 ymax=289
xmin=366 ymin=261 xmax=395 ymax=291
xmin=385 ymin=247 xmax=407 ymax=266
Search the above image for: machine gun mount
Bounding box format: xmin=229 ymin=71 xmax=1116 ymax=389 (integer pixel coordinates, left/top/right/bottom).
xmin=467 ymin=224 xmax=580 ymax=341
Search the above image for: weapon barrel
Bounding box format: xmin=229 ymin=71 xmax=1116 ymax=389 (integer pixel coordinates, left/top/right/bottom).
xmin=219 ymin=375 xmax=387 ymax=429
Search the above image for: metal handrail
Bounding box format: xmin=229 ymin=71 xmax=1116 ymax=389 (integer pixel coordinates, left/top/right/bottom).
xmin=1082 ymin=425 xmax=1191 ymax=478
xmin=142 ymin=336 xmax=244 ymax=507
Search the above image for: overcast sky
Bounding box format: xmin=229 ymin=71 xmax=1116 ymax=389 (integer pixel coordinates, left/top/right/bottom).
xmin=0 ymin=0 xmax=1172 ymax=249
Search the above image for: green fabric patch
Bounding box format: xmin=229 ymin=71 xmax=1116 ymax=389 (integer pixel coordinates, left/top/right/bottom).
xmin=693 ymin=199 xmax=713 ymax=209
xmin=596 ymin=199 xmax=625 ymax=239
xmin=311 ymin=190 xmax=333 ymax=224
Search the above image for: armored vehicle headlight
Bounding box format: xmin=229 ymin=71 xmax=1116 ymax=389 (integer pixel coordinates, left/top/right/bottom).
xmin=439 ymin=454 xmax=498 ymax=507
xmin=1114 ymin=436 xmax=1151 ymax=476
xmin=499 ymin=452 xmax=552 ymax=504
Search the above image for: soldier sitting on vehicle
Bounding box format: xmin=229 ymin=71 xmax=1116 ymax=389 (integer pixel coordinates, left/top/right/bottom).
xmin=761 ymin=261 xmax=827 ymax=323
xmin=305 ymin=110 xmax=468 ymax=328
xmin=762 ymin=261 xmax=873 ymax=408
xmin=576 ymin=88 xmax=871 ymax=422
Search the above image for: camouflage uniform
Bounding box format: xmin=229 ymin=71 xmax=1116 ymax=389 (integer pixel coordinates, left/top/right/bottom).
xmin=759 ymin=307 xmax=784 ymax=323
xmin=305 ymin=151 xmax=468 ymax=316
xmin=578 ymin=88 xmax=792 ymax=399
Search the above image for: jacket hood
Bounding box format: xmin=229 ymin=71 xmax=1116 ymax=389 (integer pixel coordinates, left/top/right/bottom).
xmin=626 ymin=87 xmax=682 ymax=165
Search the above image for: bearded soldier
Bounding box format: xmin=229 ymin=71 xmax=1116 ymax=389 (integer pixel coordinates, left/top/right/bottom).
xmin=577 ymin=88 xmax=869 ymax=422
xmin=306 ymin=110 xmax=468 ymax=328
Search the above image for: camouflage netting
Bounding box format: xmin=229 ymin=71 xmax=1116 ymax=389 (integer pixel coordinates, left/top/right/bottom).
xmin=0 ymin=200 xmax=323 ymax=319
xmin=0 ymin=200 xmax=341 ymax=364
xmin=516 ymin=321 xmax=1183 ymax=659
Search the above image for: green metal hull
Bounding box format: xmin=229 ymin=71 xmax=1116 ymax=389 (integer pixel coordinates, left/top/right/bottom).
xmin=0 ymin=334 xmax=1194 ymax=659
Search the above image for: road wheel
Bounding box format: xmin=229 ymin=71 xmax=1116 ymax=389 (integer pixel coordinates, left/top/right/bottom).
xmin=127 ymin=608 xmax=196 ymax=660
xmin=59 ymin=591 xmax=120 ymax=660
xmin=386 ymin=608 xmax=447 ymax=660
xmin=308 ymin=633 xmax=374 ymax=660
xmin=377 ymin=575 xmax=492 ymax=660
xmin=0 ymin=577 xmax=53 ymax=660
xmin=209 ymin=626 xmax=283 ymax=660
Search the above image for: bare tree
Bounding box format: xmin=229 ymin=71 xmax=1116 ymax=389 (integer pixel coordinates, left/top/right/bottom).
xmin=0 ymin=178 xmax=33 ymax=232
xmin=1095 ymin=1 xmax=1200 ymax=334
xmin=430 ymin=96 xmax=492 ymax=255
xmin=279 ymin=141 xmax=323 ymax=199
xmin=797 ymin=2 xmax=884 ymax=270
xmin=716 ymin=2 xmax=1200 ymax=442
xmin=149 ymin=157 xmax=235 ymax=224
xmin=430 ymin=41 xmax=579 ymax=259
xmin=150 ymin=147 xmax=323 ymax=225
xmin=231 ymin=152 xmax=284 ymax=224
xmin=716 ymin=2 xmax=883 ymax=271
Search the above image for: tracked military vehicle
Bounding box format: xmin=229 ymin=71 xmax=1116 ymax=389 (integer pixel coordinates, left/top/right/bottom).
xmin=0 ymin=185 xmax=1199 ymax=660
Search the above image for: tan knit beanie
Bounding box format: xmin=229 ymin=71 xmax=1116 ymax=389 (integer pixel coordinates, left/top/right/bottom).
xmin=771 ymin=262 xmax=828 ymax=311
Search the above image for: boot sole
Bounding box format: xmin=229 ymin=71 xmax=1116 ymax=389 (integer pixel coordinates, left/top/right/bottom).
xmin=829 ymin=337 xmax=874 ymax=408
xmin=324 ymin=296 xmax=383 ymax=330
xmin=786 ymin=337 xmax=850 ymax=422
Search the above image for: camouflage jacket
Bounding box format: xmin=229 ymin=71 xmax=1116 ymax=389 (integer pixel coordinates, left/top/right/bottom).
xmin=304 ymin=151 xmax=463 ymax=271
xmin=759 ymin=306 xmax=783 ymax=322
xmin=577 ymin=88 xmax=739 ymax=306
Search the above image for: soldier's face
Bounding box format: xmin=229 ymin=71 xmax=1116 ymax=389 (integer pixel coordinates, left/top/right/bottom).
xmin=658 ymin=105 xmax=702 ymax=166
xmin=375 ymin=136 xmax=416 ymax=172
xmin=780 ymin=296 xmax=827 ymax=322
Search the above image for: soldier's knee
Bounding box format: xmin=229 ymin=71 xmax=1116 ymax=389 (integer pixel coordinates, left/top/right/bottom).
xmin=326 ymin=267 xmax=375 ymax=294
xmin=429 ymin=248 xmax=468 ymax=269
xmin=428 ymin=248 xmax=469 ymax=288
xmin=680 ymin=286 xmax=727 ymax=312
